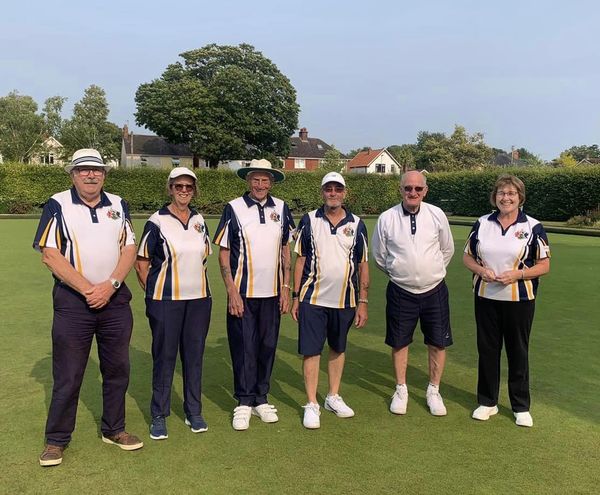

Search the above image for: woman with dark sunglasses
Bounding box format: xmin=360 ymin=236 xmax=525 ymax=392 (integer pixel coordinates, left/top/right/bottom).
xmin=135 ymin=167 xmax=212 ymax=440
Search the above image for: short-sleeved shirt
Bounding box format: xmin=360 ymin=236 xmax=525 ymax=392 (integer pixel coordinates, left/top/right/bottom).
xmin=137 ymin=206 xmax=212 ymax=301
xmin=33 ymin=187 xmax=136 ymax=284
xmin=213 ymin=192 xmax=295 ymax=298
xmin=464 ymin=210 xmax=551 ymax=301
xmin=295 ymin=207 xmax=368 ymax=309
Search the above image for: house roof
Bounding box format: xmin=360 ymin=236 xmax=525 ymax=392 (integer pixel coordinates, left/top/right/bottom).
xmin=287 ymin=136 xmax=334 ymax=159
xmin=493 ymin=152 xmax=526 ymax=167
xmin=123 ymin=133 xmax=193 ymax=157
xmin=347 ymin=148 xmax=386 ymax=168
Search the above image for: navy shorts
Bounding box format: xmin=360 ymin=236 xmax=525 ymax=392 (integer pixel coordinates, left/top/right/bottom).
xmin=298 ymin=302 xmax=355 ymax=356
xmin=385 ymin=280 xmax=452 ymax=349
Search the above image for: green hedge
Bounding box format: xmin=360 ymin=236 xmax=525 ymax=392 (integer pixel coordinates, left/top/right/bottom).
xmin=2 ymin=164 xmax=600 ymax=221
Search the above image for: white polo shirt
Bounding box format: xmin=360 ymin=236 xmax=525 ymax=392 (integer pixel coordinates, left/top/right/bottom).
xmin=138 ymin=206 xmax=212 ymax=300
xmin=213 ymin=192 xmax=295 ymax=298
xmin=371 ymin=201 xmax=454 ymax=294
xmin=464 ymin=210 xmax=551 ymax=301
xmin=33 ymin=187 xmax=136 ymax=284
xmin=295 ymin=207 xmax=368 ymax=309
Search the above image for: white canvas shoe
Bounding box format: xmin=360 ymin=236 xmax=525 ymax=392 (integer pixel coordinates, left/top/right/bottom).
xmin=303 ymin=402 xmax=321 ymax=429
xmin=252 ymin=403 xmax=279 ymax=423
xmin=426 ymin=384 xmax=447 ymax=416
xmin=514 ymin=411 xmax=533 ymax=427
xmin=472 ymin=405 xmax=499 ymax=421
xmin=390 ymin=384 xmax=408 ymax=415
xmin=324 ymin=394 xmax=355 ymax=418
xmin=232 ymin=405 xmax=252 ymax=431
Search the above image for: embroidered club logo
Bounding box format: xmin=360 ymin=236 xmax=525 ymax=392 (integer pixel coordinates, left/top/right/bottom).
xmin=343 ymin=226 xmax=355 ymax=237
xmin=107 ymin=208 xmax=121 ymax=220
xmin=193 ymin=222 xmax=204 ymax=233
xmin=270 ymin=211 xmax=281 ymax=223
xmin=514 ymin=229 xmax=529 ymax=240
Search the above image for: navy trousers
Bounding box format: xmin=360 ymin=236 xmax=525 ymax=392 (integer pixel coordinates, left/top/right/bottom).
xmin=474 ymin=296 xmax=535 ymax=412
xmin=46 ymin=283 xmax=133 ymax=446
xmin=145 ymin=297 xmax=212 ymax=418
xmin=227 ymin=297 xmax=280 ymax=407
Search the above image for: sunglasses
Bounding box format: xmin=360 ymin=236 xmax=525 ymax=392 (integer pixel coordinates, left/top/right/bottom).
xmin=75 ymin=168 xmax=104 ymax=176
xmin=323 ymin=185 xmax=345 ymax=193
xmin=172 ymin=184 xmax=195 ymax=192
xmin=403 ymin=186 xmax=425 ymax=193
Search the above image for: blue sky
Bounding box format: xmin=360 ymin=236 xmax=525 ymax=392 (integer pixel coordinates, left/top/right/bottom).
xmin=1 ymin=0 xmax=598 ymax=159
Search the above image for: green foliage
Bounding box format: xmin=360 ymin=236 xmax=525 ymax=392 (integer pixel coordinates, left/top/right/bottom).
xmin=566 ymin=208 xmax=600 ymax=228
xmin=562 ymin=144 xmax=600 ymax=161
xmin=388 ymin=144 xmax=416 ymax=171
xmin=0 ymin=91 xmax=45 ymax=162
xmin=2 ymin=164 xmax=600 ymax=221
xmin=320 ymin=147 xmax=344 ymax=172
xmin=555 ymin=152 xmax=579 ymax=168
xmin=135 ymin=43 xmax=300 ymax=167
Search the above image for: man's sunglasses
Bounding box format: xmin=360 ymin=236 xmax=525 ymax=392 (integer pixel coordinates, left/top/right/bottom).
xmin=403 ymin=186 xmax=425 ymax=193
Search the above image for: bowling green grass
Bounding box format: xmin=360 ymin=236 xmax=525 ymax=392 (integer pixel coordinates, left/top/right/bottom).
xmin=1 ymin=218 xmax=598 ymax=495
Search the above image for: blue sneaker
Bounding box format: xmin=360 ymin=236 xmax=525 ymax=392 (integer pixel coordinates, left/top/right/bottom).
xmin=185 ymin=415 xmax=208 ymax=433
xmin=149 ymin=416 xmax=168 ymax=440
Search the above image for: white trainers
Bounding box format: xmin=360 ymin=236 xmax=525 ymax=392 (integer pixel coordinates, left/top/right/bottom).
xmin=390 ymin=384 xmax=408 ymax=415
xmin=426 ymin=384 xmax=447 ymax=416
xmin=472 ymin=405 xmax=499 ymax=421
xmin=303 ymin=402 xmax=321 ymax=429
xmin=232 ymin=405 xmax=252 ymax=431
xmin=252 ymin=403 xmax=279 ymax=423
xmin=514 ymin=411 xmax=533 ymax=427
xmin=324 ymin=394 xmax=355 ymax=418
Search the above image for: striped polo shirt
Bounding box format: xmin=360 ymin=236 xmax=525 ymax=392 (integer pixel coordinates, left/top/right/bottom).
xmin=295 ymin=207 xmax=368 ymax=309
xmin=464 ymin=210 xmax=551 ymax=301
xmin=137 ymin=206 xmax=212 ymax=301
xmin=33 ymin=187 xmax=136 ymax=284
xmin=213 ymin=192 xmax=295 ymax=298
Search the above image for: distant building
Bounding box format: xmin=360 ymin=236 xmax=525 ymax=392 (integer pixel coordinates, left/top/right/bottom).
xmin=282 ymin=128 xmax=339 ymax=171
xmin=493 ymin=149 xmax=527 ymax=167
xmin=29 ymin=136 xmax=66 ymax=166
xmin=346 ymin=148 xmax=401 ymax=175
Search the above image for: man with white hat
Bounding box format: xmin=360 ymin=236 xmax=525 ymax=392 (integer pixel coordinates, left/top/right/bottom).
xmin=213 ymin=159 xmax=295 ymax=430
xmin=291 ymin=172 xmax=369 ymax=429
xmin=33 ymin=148 xmax=143 ymax=467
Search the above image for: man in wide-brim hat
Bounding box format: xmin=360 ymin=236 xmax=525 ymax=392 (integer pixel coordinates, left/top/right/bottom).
xmin=214 ymin=159 xmax=294 ymax=431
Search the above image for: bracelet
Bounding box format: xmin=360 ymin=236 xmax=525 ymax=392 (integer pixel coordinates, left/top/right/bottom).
xmin=292 ymin=291 xmax=299 ymax=298
xmin=358 ymin=298 xmax=369 ymax=304
xmin=282 ymin=284 xmax=291 ymax=289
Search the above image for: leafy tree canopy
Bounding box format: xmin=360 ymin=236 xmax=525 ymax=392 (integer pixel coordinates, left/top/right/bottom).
xmin=135 ymin=43 xmax=300 ymax=168
xmin=0 ymin=91 xmax=45 ymax=162
xmin=562 ymin=144 xmax=600 ymax=162
xmin=320 ymin=147 xmax=345 ymax=172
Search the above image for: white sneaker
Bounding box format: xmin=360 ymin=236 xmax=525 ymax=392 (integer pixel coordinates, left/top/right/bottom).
xmin=324 ymin=394 xmax=355 ymax=418
xmin=426 ymin=384 xmax=447 ymax=416
xmin=232 ymin=405 xmax=252 ymax=431
xmin=472 ymin=405 xmax=499 ymax=421
xmin=514 ymin=411 xmax=533 ymax=427
xmin=390 ymin=384 xmax=408 ymax=415
xmin=303 ymin=402 xmax=321 ymax=429
xmin=252 ymin=403 xmax=279 ymax=423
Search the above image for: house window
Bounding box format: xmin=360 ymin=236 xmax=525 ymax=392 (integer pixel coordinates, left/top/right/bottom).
xmin=295 ymin=158 xmax=306 ymax=169
xmin=42 ymin=153 xmax=55 ymax=164
xmin=375 ymin=163 xmax=386 ymax=173
xmin=171 ymin=158 xmax=180 ymax=167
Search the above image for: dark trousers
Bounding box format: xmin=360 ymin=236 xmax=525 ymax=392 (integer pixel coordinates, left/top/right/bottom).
xmin=227 ymin=297 xmax=280 ymax=407
xmin=46 ymin=284 xmax=133 ymax=446
xmin=475 ymin=296 xmax=535 ymax=412
xmin=145 ymin=298 xmax=212 ymax=418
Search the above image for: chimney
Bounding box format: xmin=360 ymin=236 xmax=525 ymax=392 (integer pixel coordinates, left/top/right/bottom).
xmin=512 ymin=149 xmax=519 ymax=161
xmin=122 ymin=124 xmax=129 ymax=138
xmin=299 ymin=127 xmax=308 ymax=142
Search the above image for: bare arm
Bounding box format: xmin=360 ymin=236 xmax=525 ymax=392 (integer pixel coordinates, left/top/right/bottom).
xmin=290 ymin=255 xmax=306 ymax=322
xmin=41 ymin=247 xmax=93 ymax=295
xmin=279 ymin=243 xmax=291 ymax=314
xmin=496 ymin=257 xmax=550 ymax=286
xmin=134 ymin=256 xmax=150 ymax=291
xmin=219 ymin=247 xmax=244 ymax=317
xmin=354 ymin=260 xmax=369 ymax=328
xmin=462 ymin=252 xmax=496 ymax=283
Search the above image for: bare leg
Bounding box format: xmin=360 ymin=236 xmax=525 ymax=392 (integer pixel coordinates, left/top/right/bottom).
xmin=392 ymin=346 xmax=409 ymax=384
xmin=327 ymin=349 xmax=345 ymax=396
xmin=427 ymin=345 xmax=446 ymax=386
xmin=303 ymin=355 xmax=321 ymax=403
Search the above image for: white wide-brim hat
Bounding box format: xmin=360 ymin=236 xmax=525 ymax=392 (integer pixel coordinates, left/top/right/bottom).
xmin=236 ymin=159 xmax=285 ymax=183
xmin=65 ymin=148 xmax=111 ymax=173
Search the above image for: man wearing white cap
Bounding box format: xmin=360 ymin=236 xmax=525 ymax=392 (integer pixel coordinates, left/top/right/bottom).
xmin=291 ymin=172 xmax=369 ymax=429
xmin=33 ymin=148 xmax=142 ymax=467
xmin=213 ymin=159 xmax=295 ymax=431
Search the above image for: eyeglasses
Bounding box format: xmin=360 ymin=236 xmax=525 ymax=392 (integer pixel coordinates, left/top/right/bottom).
xmin=172 ymin=184 xmax=195 ymax=192
xmin=323 ymin=185 xmax=345 ymax=193
xmin=403 ymin=186 xmax=425 ymax=193
xmin=75 ymin=168 xmax=104 ymax=176
xmin=496 ymin=190 xmax=518 ymax=198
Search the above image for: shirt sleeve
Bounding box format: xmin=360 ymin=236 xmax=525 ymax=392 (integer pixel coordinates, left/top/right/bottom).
xmin=137 ymin=219 xmax=161 ymax=259
xmin=213 ymin=203 xmax=235 ymax=248
xmin=370 ymin=214 xmax=388 ymax=272
xmin=532 ymin=223 xmax=551 ymax=260
xmin=33 ymin=198 xmax=63 ymax=252
xmin=294 ymin=214 xmax=311 ymax=257
xmin=464 ymin=220 xmax=481 ymax=260
xmin=354 ymin=219 xmax=369 ymax=263
xmin=437 ymin=210 xmax=455 ymax=267
xmin=281 ymin=202 xmax=296 ymax=244
xmin=120 ymin=199 xmax=136 ymax=246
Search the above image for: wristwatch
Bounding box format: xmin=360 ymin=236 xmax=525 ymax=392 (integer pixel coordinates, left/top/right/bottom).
xmin=110 ymin=278 xmax=121 ymax=290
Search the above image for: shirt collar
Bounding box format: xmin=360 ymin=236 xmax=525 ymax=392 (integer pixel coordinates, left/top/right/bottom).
xmin=401 ymin=203 xmax=419 ymax=216
xmin=243 ymin=191 xmax=275 ymax=208
xmin=315 ymin=205 xmax=354 ymax=225
xmin=70 ymin=186 xmax=112 ymax=208
xmin=488 ymin=209 xmax=527 ymax=224
xmin=159 ymin=204 xmax=198 ymax=216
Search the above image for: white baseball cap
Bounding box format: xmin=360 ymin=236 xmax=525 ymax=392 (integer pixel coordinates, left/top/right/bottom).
xmin=321 ymin=172 xmax=346 ymax=187
xmin=168 ymin=167 xmax=197 ymax=181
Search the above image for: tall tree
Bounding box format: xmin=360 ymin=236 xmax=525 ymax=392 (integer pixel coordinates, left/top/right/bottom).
xmin=516 ymin=147 xmax=545 ymax=166
xmin=0 ymin=91 xmax=45 ymax=162
xmin=388 ymin=144 xmax=416 ymax=172
xmin=61 ymin=85 xmax=121 ymax=161
xmin=42 ymin=96 xmax=67 ymax=140
xmin=135 ymin=43 xmax=300 ymax=168
xmin=562 ymin=144 xmax=600 ymax=162
xmin=320 ymin=147 xmax=345 ymax=172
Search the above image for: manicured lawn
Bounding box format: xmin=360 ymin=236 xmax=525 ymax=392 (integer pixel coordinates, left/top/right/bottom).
xmin=1 ymin=219 xmax=598 ymax=494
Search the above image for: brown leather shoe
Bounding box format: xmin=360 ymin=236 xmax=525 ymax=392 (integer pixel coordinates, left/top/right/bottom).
xmin=102 ymin=431 xmax=144 ymax=451
xmin=39 ymin=444 xmax=64 ymax=467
